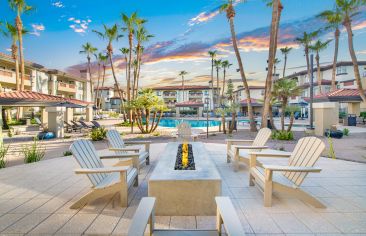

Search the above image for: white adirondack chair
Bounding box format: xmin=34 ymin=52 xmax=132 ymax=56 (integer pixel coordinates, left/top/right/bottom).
xmin=249 ymin=137 xmax=326 ymax=208
xmin=175 ymin=122 xmax=198 ymax=141
xmin=106 ymin=130 xmax=151 ymax=173
xmin=127 ymin=197 xmax=246 ymax=236
xmin=226 ymin=127 xmax=271 ymax=171
xmin=70 ymin=139 xmax=138 ymax=209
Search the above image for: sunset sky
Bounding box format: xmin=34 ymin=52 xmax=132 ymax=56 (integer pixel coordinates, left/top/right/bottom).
xmin=1 ymin=0 xmax=366 ymax=88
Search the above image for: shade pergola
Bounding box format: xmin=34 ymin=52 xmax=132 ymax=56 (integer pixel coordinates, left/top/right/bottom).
xmin=0 ymin=91 xmax=92 ymax=107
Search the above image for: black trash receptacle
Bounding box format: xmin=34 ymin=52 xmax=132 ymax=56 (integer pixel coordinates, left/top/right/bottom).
xmin=348 ymin=114 xmax=357 ymax=126
xmin=267 ymin=118 xmax=273 ymax=129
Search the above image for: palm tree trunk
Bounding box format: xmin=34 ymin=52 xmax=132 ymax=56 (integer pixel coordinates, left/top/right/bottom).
xmin=269 ymin=104 xmax=277 ymax=130
xmin=87 ymin=56 xmax=94 ymax=103
xmin=108 ymin=51 xmax=127 ymax=121
xmin=127 ymin=34 xmax=133 ymax=102
xmin=316 ymin=52 xmax=322 ymax=94
xmin=221 ymin=68 xmax=226 ymax=100
xmin=344 ymin=19 xmax=366 ymax=102
xmin=182 ymin=76 xmax=185 ymax=101
xmin=261 ymin=0 xmax=280 ymax=129
xmin=216 ymin=67 xmax=220 ymax=106
xmin=211 ymin=58 xmax=214 ymax=109
xmin=222 ymin=115 xmax=226 ymax=134
xmin=331 ymin=28 xmax=340 ymax=91
xmin=287 ymin=112 xmax=294 ymax=132
xmin=283 ymin=54 xmax=287 ymax=78
xmin=281 ymin=102 xmax=286 ymax=131
xmin=228 ymin=15 xmax=257 ymax=132
xmin=16 ymin=15 xmax=25 ymax=91
xmin=99 ymin=65 xmax=106 ymax=109
xmin=151 ymin=111 xmax=163 ymax=132
xmin=95 ymin=63 xmax=101 ymax=108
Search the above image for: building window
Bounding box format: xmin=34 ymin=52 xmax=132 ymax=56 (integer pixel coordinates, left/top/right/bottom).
xmin=204 ymin=90 xmax=209 ymax=96
xmin=156 ymin=91 xmax=161 ymax=96
xmin=363 ymin=70 xmax=366 ymax=78
xmin=261 ymin=90 xmax=264 ymax=96
xmin=337 ymin=66 xmax=347 ymax=75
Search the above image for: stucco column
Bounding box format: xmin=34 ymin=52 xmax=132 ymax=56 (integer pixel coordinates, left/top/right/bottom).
xmin=45 ymin=106 xmax=65 ymax=138
xmin=176 ymin=107 xmax=180 ymax=118
xmin=50 ymin=75 xmax=57 ymax=96
xmin=313 ymin=102 xmax=339 ymax=136
xmin=198 ymin=107 xmax=203 ymax=118
xmin=86 ymin=105 xmax=93 ymax=122
xmin=41 ymin=107 xmax=48 ymax=128
xmin=347 ymin=102 xmax=360 ymax=116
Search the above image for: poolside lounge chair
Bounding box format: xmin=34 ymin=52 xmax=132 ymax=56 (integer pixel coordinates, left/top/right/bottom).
xmin=91 ymin=120 xmax=102 ymax=128
xmin=226 ymin=127 xmax=271 ymax=171
xmin=69 ymin=139 xmax=138 ymax=209
xmin=127 ymin=197 xmax=246 ymax=236
xmin=106 ymin=129 xmax=151 ymax=172
xmin=64 ymin=121 xmax=77 ymax=133
xmin=174 ymin=122 xmax=199 ymax=141
xmin=71 ymin=120 xmax=85 ymax=130
xmin=79 ymin=120 xmax=95 ymax=129
xmin=249 ymin=137 xmax=325 ymax=208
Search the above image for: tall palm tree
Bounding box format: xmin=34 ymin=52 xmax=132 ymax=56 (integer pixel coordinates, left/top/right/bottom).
xmin=120 ymin=47 xmax=130 ymax=88
xmin=295 ymin=30 xmax=319 ymax=86
xmin=280 ymin=47 xmax=292 ymax=78
xmin=214 ymin=59 xmax=222 ymax=106
xmin=309 ymin=39 xmax=332 ymax=94
xmin=98 ymin=53 xmax=108 ymax=110
xmin=220 ymin=0 xmax=257 ymax=131
xmin=8 ymin=0 xmax=34 ymax=91
xmin=208 ymin=50 xmax=217 ymax=109
xmin=261 ymin=0 xmax=283 ymax=129
xmin=179 ymin=71 xmax=188 ymax=101
xmin=318 ymin=7 xmax=342 ymax=91
xmin=94 ymin=52 xmax=108 ymax=109
xmin=93 ymin=24 xmax=127 ymax=121
xmin=80 ymin=43 xmax=97 ymax=102
xmin=336 ymin=0 xmax=366 ymax=102
xmin=273 ymin=58 xmax=281 ymax=77
xmin=122 ymin=12 xmax=139 ymax=102
xmin=134 ymin=24 xmax=153 ymax=98
xmin=221 ymin=60 xmax=232 ymax=101
xmin=272 ymin=78 xmax=302 ymax=131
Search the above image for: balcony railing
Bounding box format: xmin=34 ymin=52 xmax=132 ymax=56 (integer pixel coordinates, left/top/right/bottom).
xmin=189 ymin=92 xmax=203 ymax=98
xmin=0 ymin=69 xmax=13 ymax=78
xmin=57 ymin=82 xmax=76 ymax=93
xmin=163 ymin=93 xmax=177 ymax=97
xmin=0 ymin=69 xmax=31 ymax=86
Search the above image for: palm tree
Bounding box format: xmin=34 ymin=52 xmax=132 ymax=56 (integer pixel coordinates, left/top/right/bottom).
xmin=95 ymin=52 xmax=108 ymax=109
xmin=122 ymin=12 xmax=139 ymax=102
xmin=318 ymin=7 xmax=342 ymax=91
xmin=120 ymin=47 xmax=130 ymax=88
xmin=80 ymin=43 xmax=97 ymax=102
xmin=309 ymin=39 xmax=332 ymax=94
xmin=336 ymin=0 xmax=366 ymax=102
xmin=208 ymin=50 xmax=217 ymax=110
xmin=272 ymin=78 xmax=302 ymax=131
xmin=134 ymin=24 xmax=153 ymax=98
xmin=273 ymin=58 xmax=281 ymax=77
xmin=98 ymin=53 xmax=108 ymax=109
xmin=2 ymin=22 xmax=25 ymax=91
xmin=93 ymin=24 xmax=127 ymax=121
xmin=295 ymin=30 xmax=319 ymax=87
xmin=220 ymin=0 xmax=257 ymax=131
xmin=280 ymin=47 xmax=292 ymax=78
xmin=179 ymin=71 xmax=188 ymax=101
xmin=214 ymin=59 xmax=222 ymax=106
xmin=261 ymin=0 xmax=283 ymax=129
xmin=221 ymin=60 xmax=232 ymax=101
xmin=8 ymin=0 xmax=34 ymax=91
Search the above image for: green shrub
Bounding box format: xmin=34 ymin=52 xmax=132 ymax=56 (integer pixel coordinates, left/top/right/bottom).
xmin=108 ymin=111 xmax=120 ymax=118
xmin=30 ymin=118 xmax=38 ymax=125
xmin=272 ymin=130 xmax=294 ymax=140
xmin=152 ymin=132 xmax=160 ymax=137
xmin=339 ymin=112 xmax=347 ymax=119
xmin=8 ymin=120 xmax=24 ymax=126
xmin=63 ymin=135 xmax=72 ymax=139
xmin=0 ymin=143 xmax=9 ymax=169
xmin=23 ymin=138 xmax=45 ymax=164
xmin=7 ymin=129 xmax=13 ymax=137
xmin=63 ymin=151 xmax=73 ymax=156
xmin=360 ymin=112 xmax=366 ymax=118
xmin=90 ymin=127 xmax=107 ymax=141
xmin=343 ymin=128 xmax=350 ymax=136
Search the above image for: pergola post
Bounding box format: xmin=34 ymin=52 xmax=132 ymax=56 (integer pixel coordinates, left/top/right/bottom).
xmin=65 ymin=107 xmax=74 ymax=122
xmin=45 ymin=106 xmax=65 ymax=138
xmin=313 ymin=102 xmax=339 ymax=136
xmin=347 ymin=102 xmax=360 ymax=116
xmin=198 ymin=107 xmax=203 ymax=118
xmin=86 ymin=105 xmax=93 ymax=122
xmin=41 ymin=107 xmax=48 ymax=128
xmin=176 ymin=107 xmax=180 ymax=118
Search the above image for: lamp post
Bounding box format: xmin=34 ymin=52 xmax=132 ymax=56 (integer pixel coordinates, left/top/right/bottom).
xmin=205 ymin=97 xmax=210 ymax=139
xmin=208 ymin=81 xmax=213 ymax=110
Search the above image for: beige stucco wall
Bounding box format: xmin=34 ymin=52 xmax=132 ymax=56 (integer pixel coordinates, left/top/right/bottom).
xmin=313 ymin=102 xmax=339 ymax=136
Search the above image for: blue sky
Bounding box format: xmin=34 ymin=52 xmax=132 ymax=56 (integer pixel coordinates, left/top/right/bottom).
xmin=1 ymin=0 xmax=366 ymax=87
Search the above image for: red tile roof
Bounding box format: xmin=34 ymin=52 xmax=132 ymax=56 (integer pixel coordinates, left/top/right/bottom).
xmin=305 ymin=89 xmax=366 ymax=102
xmin=0 ymin=91 xmax=93 ymax=106
xmin=240 ymin=98 xmax=263 ymax=107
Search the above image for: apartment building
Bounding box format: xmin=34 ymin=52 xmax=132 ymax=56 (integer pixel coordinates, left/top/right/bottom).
xmin=0 ymin=53 xmax=92 ymax=104
xmin=233 ymin=85 xmax=265 ymax=116
xmin=152 ymin=85 xmax=219 ymax=111
xmin=94 ymin=86 xmax=126 ymax=112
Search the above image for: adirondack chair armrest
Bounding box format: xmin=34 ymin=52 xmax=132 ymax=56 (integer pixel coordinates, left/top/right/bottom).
xmin=127 ymin=197 xmax=156 ymax=236
xmin=263 ymin=165 xmax=322 ymax=173
xmin=125 ymin=141 xmax=151 ymax=151
xmin=249 ymin=152 xmax=292 ymax=158
xmin=233 ymin=145 xmax=269 ymax=150
xmin=226 ymin=139 xmax=254 ymax=144
xmin=100 ymin=154 xmax=139 ymax=159
xmin=74 ymin=166 xmax=131 ymax=174
xmin=109 ymin=147 xmax=141 ymax=152
xmin=215 ymin=197 xmax=245 ymax=235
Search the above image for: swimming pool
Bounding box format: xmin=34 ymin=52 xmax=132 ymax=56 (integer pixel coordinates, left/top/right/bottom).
xmin=158 ymin=119 xmax=221 ymax=128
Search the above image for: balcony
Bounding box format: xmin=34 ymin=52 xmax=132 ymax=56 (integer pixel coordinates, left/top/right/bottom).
xmin=57 ymin=82 xmax=76 ymax=93
xmin=0 ymin=69 xmax=31 ymax=87
xmin=163 ymin=92 xmax=177 ymax=98
xmin=189 ymin=92 xmax=203 ymax=98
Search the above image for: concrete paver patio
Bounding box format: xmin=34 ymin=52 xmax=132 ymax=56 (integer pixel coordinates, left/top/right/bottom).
xmin=0 ymin=143 xmax=365 ymax=235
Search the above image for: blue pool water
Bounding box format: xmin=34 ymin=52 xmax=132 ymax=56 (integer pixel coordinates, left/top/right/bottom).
xmin=158 ymin=119 xmax=221 ymax=128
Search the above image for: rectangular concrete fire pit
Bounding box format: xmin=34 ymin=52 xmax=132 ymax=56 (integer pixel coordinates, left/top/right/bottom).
xmin=148 ymin=142 xmax=222 ymax=216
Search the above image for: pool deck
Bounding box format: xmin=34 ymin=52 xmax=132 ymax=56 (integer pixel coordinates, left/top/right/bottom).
xmin=0 ymin=143 xmax=366 ymax=235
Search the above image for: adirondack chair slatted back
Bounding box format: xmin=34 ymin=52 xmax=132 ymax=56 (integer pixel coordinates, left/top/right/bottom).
xmin=284 ymin=137 xmax=325 ymax=186
xmin=252 ymin=128 xmax=271 ymax=147
xmin=70 ymin=139 xmax=107 ymax=186
xmin=107 ymin=130 xmax=126 ymax=154
xmin=177 ymin=122 xmax=192 ymax=136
